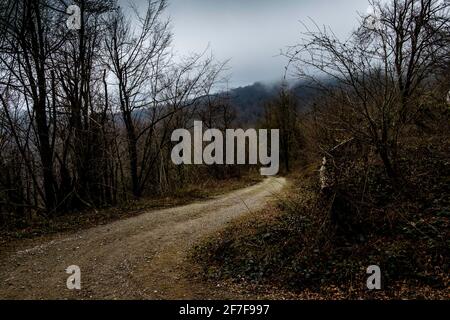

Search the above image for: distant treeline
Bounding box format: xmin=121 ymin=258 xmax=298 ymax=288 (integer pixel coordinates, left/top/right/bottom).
xmin=0 ymin=0 xmax=248 ymax=224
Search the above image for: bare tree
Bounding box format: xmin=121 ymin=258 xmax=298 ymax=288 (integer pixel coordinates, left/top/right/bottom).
xmin=285 ymin=0 xmax=450 ymax=179
xmin=0 ymin=0 xmax=67 ymax=212
xmin=262 ymin=82 xmax=299 ymax=173
xmin=0 ymin=0 xmax=227 ymax=223
xmin=105 ymin=0 xmax=226 ymax=197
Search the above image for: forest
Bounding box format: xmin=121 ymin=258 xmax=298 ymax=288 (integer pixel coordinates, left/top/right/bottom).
xmin=0 ymin=0 xmax=242 ymax=227
xmin=0 ymin=0 xmax=448 ymax=300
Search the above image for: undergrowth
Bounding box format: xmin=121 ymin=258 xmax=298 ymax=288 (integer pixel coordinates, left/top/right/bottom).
xmin=192 ymin=136 xmax=449 ymax=299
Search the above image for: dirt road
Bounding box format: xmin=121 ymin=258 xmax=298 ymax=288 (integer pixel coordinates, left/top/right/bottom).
xmin=0 ymin=177 xmax=286 ymax=300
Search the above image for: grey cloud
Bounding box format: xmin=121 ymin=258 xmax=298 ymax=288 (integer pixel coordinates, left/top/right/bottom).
xmin=120 ymin=0 xmax=370 ymax=88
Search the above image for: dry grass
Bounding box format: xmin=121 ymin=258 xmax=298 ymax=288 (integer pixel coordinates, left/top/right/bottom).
xmin=191 ymin=136 xmax=449 ymax=299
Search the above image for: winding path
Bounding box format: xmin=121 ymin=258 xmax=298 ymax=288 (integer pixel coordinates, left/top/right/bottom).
xmin=0 ymin=177 xmax=286 ymax=300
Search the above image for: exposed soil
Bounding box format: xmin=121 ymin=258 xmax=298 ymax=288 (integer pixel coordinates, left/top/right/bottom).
xmin=0 ymin=177 xmax=286 ymax=300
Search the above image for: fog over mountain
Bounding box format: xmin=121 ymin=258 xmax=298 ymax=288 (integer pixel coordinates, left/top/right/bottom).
xmin=224 ymin=79 xmax=330 ymax=125
xmin=120 ymin=0 xmax=370 ymax=88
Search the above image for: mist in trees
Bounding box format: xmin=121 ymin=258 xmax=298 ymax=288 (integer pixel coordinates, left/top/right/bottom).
xmin=284 ymin=0 xmax=450 ymax=180
xmin=0 ymin=0 xmax=229 ymax=224
xmin=1 ymin=0 xmax=448 ymax=229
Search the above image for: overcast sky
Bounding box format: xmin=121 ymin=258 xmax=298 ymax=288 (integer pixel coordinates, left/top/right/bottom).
xmin=120 ymin=0 xmax=371 ymax=88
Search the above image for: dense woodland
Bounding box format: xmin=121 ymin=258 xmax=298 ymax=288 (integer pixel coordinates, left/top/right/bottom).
xmin=0 ymin=0 xmax=249 ymax=227
xmin=0 ymin=0 xmax=449 ymax=298
xmin=194 ymin=0 xmax=450 ymax=298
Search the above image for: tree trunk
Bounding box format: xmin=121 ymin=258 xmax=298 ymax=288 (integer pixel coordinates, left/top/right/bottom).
xmin=378 ymin=147 xmax=397 ymax=180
